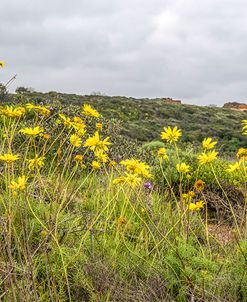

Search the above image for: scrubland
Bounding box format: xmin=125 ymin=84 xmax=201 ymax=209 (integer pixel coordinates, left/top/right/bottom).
xmin=0 ymin=101 xmax=247 ymax=301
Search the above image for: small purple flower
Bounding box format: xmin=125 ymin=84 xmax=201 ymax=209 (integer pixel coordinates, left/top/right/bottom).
xmin=144 ymin=182 xmax=153 ymax=190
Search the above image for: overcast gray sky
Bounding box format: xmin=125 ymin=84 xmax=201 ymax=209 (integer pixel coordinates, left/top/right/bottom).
xmin=1 ymin=0 xmax=247 ymax=105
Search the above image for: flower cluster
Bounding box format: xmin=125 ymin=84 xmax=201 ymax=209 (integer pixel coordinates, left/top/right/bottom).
xmin=26 ymin=103 xmax=51 ymax=117
xmin=9 ymin=175 xmax=27 ymax=193
xmin=0 ymin=106 xmax=25 ymax=118
xmin=113 ymin=159 xmax=152 ymax=188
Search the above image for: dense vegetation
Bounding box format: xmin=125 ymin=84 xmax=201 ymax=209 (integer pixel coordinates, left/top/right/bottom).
xmin=9 ymin=90 xmax=247 ymax=155
xmin=0 ymin=99 xmax=246 ymax=302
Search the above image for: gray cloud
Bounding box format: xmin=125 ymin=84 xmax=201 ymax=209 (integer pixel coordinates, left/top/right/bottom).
xmin=1 ymin=0 xmax=247 ymax=105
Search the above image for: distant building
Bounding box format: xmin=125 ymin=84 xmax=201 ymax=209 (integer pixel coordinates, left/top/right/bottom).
xmin=223 ymin=102 xmax=247 ymax=111
xmin=164 ymin=98 xmax=182 ymax=105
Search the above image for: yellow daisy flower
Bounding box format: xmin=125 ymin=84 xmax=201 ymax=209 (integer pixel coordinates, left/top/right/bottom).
xmin=0 ymin=106 xmax=25 ymax=118
xmin=226 ymin=162 xmax=241 ymax=173
xmin=58 ymin=114 xmax=73 ymax=128
xmin=189 ymin=200 xmax=205 ymax=211
xmin=120 ymin=159 xmax=152 ymax=178
xmin=84 ymin=131 xmax=111 ymax=152
xmin=202 ymin=137 xmax=217 ymax=150
xmin=74 ymin=154 xmax=84 ymax=162
xmin=9 ymin=175 xmax=27 ymax=191
xmin=26 ymin=103 xmax=50 ymax=116
xmin=237 ymin=148 xmax=247 ymax=161
xmin=157 ymin=148 xmax=169 ymax=161
xmin=95 ymin=150 xmax=108 ymax=163
xmin=27 ymin=155 xmax=45 ymax=170
xmin=70 ymin=134 xmax=82 ymax=147
xmin=0 ymin=153 xmax=19 ymax=164
xmin=198 ymin=150 xmax=218 ymax=165
xmin=109 ymin=160 xmax=116 ymax=168
xmin=176 ymin=163 xmax=190 ymax=173
xmin=182 ymin=191 xmax=195 ymax=202
xmin=161 ymin=126 xmax=182 ymax=144
xmin=20 ymin=126 xmax=44 ymax=137
xmin=91 ymin=160 xmax=101 ymax=170
xmin=242 ymin=120 xmax=247 ymax=135
xmin=96 ymin=123 xmax=103 ymax=131
xmin=113 ymin=176 xmax=126 ymax=185
xmin=82 ymin=104 xmax=100 ymax=118
xmin=124 ymin=172 xmax=141 ymax=187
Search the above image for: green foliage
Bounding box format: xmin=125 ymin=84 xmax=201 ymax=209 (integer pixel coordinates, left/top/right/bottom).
xmin=0 ymin=83 xmax=8 ymax=102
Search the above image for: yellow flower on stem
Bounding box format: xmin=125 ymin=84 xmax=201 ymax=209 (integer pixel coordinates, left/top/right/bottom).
xmin=0 ymin=153 xmax=19 ymax=164
xmin=9 ymin=175 xmax=27 ymax=191
xmin=74 ymin=154 xmax=84 ymax=162
xmin=20 ymin=126 xmax=44 ymax=137
xmin=41 ymin=133 xmax=51 ymax=140
xmin=124 ymin=172 xmax=141 ymax=187
xmin=113 ymin=176 xmax=126 ymax=185
xmin=96 ymin=123 xmax=103 ymax=131
xmin=161 ymin=126 xmax=182 ymax=144
xmin=27 ymin=155 xmax=45 ymax=170
xmin=242 ymin=120 xmax=247 ymax=135
xmin=226 ymin=162 xmax=241 ymax=173
xmin=95 ymin=150 xmax=108 ymax=163
xmin=120 ymin=159 xmax=152 ymax=178
xmin=189 ymin=200 xmax=205 ymax=211
xmin=237 ymin=148 xmax=247 ymax=161
xmin=108 ymin=160 xmax=116 ymax=168
xmin=0 ymin=106 xmax=25 ymax=118
xmin=72 ymin=117 xmax=86 ymax=136
xmin=202 ymin=137 xmax=217 ymax=150
xmin=117 ymin=216 xmax=126 ymax=225
xmin=176 ymin=163 xmax=190 ymax=174
xmin=194 ymin=180 xmax=205 ymax=192
xmin=73 ymin=116 xmax=83 ymax=123
xmin=91 ymin=160 xmax=101 ymax=170
xmin=113 ymin=172 xmax=141 ymax=187
xmin=58 ymin=114 xmax=73 ymax=128
xmin=57 ymin=148 xmax=62 ymax=159
xmin=198 ymin=150 xmax=218 ymax=165
xmin=82 ymin=104 xmax=100 ymax=118
xmin=74 ymin=155 xmax=86 ymax=169
xmin=84 ymin=131 xmax=111 ymax=152
xmin=182 ymin=191 xmax=195 ymax=202
xmin=157 ymin=148 xmax=169 ymax=161
xmin=70 ymin=134 xmax=82 ymax=147
xmin=26 ymin=104 xmax=50 ymax=117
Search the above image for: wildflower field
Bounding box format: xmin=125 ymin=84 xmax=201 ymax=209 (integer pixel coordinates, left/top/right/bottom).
xmin=0 ymin=98 xmax=247 ymax=302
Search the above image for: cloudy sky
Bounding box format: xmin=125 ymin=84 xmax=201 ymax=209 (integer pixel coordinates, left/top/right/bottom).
xmin=1 ymin=0 xmax=247 ymax=105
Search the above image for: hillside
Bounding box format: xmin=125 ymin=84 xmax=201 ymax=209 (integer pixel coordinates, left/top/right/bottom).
xmin=12 ymin=91 xmax=247 ymax=154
